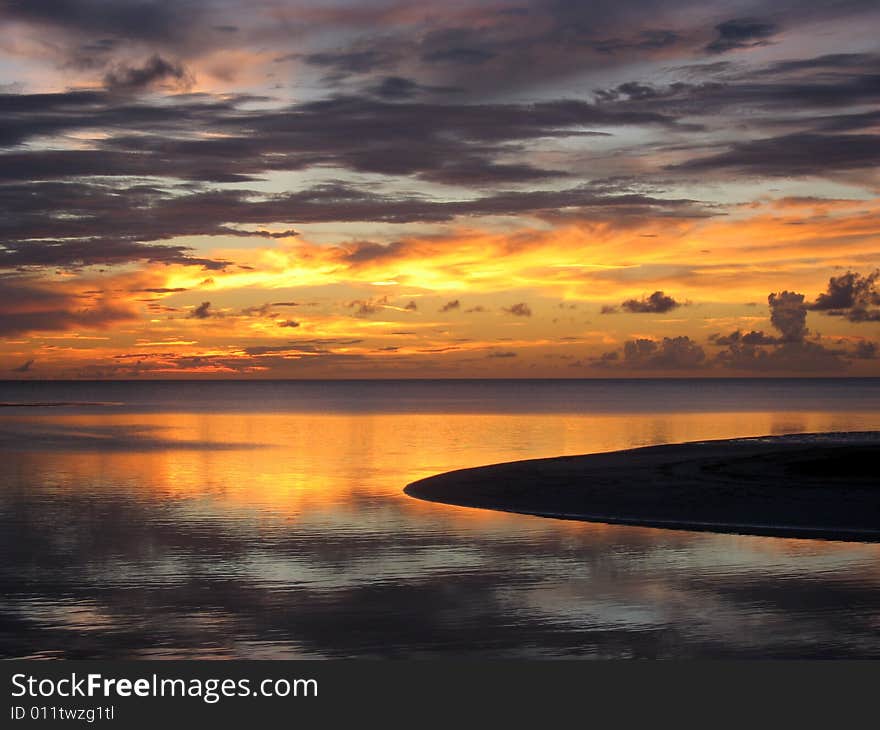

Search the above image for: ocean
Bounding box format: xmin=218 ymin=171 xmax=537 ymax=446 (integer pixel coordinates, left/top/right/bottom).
xmin=1 ymin=378 xmax=879 ymax=658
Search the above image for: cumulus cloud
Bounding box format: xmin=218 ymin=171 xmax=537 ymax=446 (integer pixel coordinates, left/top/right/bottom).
xmin=618 ymin=290 xmax=681 ymax=314
xmin=809 ymin=270 xmax=880 ymax=323
xmin=711 ymin=288 xmax=849 ymax=372
xmin=439 ymin=299 xmax=460 ymax=312
xmin=602 ymin=284 xmax=857 ymax=374
xmin=710 ymin=330 xmax=779 ymax=346
xmin=11 ymin=359 xmax=34 ymax=373
xmin=715 ymin=340 xmax=846 ymax=372
xmin=768 ymin=290 xmax=809 ymax=342
xmin=594 ymin=336 xmax=706 ymax=370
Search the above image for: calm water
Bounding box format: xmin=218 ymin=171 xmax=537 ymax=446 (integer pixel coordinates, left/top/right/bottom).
xmin=1 ymin=379 xmax=879 ymax=659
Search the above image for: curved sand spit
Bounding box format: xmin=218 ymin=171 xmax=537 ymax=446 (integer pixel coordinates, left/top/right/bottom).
xmin=405 ymin=432 xmax=880 ymax=541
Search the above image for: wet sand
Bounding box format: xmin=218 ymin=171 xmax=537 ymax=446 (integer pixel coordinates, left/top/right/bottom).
xmin=405 ymin=433 xmax=880 ymax=541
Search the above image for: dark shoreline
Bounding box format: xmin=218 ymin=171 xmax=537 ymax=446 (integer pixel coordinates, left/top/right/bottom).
xmin=405 ymin=432 xmax=880 ymax=542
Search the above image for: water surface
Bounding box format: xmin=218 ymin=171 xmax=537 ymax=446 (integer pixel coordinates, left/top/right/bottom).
xmin=1 ymin=379 xmax=879 ymax=658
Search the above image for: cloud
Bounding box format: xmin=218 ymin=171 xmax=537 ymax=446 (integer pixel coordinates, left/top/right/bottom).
xmin=103 ymin=55 xmax=192 ymax=92
xmin=711 ymin=288 xmax=849 ymax=372
xmin=301 ymin=50 xmax=399 ymax=75
xmin=347 ymin=297 xmax=388 ymax=316
xmin=188 ymin=301 xmax=213 ymax=319
xmin=503 ymin=302 xmax=532 ymax=317
xmin=671 ymin=133 xmax=880 ymax=175
xmin=487 ymin=351 xmax=517 ymax=358
xmin=278 ymin=320 xmax=300 ymax=328
xmin=618 ymin=291 xmax=681 ymax=314
xmin=11 ymin=358 xmax=34 ymax=373
xmin=0 ymin=235 xmax=230 ymax=271
xmin=439 ymin=299 xmax=460 ymax=312
xmin=809 ymin=270 xmax=880 ymax=323
xmin=599 ymin=284 xmax=855 ymax=374
xmin=0 ymin=276 xmax=135 ymax=336
xmin=768 ymin=290 xmax=808 ymax=343
xmin=0 ymin=0 xmax=200 ymax=46
xmin=366 ymin=76 xmax=461 ymax=100
xmin=710 ymin=330 xmax=779 ymax=346
xmin=715 ymin=340 xmax=847 ymax=372
xmin=851 ymin=341 xmax=877 ymax=359
xmin=705 ymin=18 xmax=779 ymax=54
xmin=404 ymin=300 xmax=418 ymax=311
xmin=595 ymin=336 xmax=706 ymax=370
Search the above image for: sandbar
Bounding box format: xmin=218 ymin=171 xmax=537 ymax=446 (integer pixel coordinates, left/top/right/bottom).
xmin=404 ymin=433 xmax=880 ymax=541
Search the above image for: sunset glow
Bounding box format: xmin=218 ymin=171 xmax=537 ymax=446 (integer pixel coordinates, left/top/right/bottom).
xmin=2 ymin=0 xmax=878 ymax=377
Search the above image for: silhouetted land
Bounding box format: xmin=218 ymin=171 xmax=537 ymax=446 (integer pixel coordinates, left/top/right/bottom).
xmin=405 ymin=433 xmax=880 ymax=541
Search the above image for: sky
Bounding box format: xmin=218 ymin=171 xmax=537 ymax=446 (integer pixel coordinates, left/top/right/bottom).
xmin=1 ymin=0 xmax=878 ymax=378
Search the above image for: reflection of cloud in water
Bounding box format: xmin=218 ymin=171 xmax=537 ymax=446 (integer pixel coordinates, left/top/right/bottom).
xmin=1 ymin=405 xmax=880 ymax=658
xmin=3 ymin=481 xmax=880 ymax=659
xmin=0 ymin=421 xmax=265 ymax=452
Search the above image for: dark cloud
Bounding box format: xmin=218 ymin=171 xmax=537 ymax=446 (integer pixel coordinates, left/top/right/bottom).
xmin=851 ymin=341 xmax=877 ymax=359
xmin=705 ymin=18 xmax=779 ymax=54
xmin=810 ymin=270 xmax=876 ymax=310
xmin=301 ymin=50 xmax=399 ymax=75
xmin=594 ymin=53 xmax=880 ymax=148
xmin=592 ymin=29 xmax=680 ymax=55
xmin=596 ymin=336 xmax=706 ymax=370
xmin=714 ymin=289 xmax=849 ymax=372
xmin=619 ymin=291 xmax=681 ymax=314
xmin=0 ymin=275 xmax=135 ymax=336
xmin=809 ymin=270 xmax=880 ymax=323
xmin=0 ymin=91 xmax=682 ymax=175
xmin=597 ymin=284 xmax=858 ymax=373
xmin=768 ymin=290 xmax=808 ymax=343
xmin=347 ymin=297 xmax=387 ymax=317
xmin=404 ymin=300 xmax=418 ymax=311
xmin=503 ymin=302 xmax=532 ymax=317
xmin=710 ymin=329 xmax=779 ymax=346
xmin=0 ymin=0 xmax=200 ymax=45
xmin=366 ymin=76 xmax=462 ymax=100
xmin=278 ymin=320 xmax=300 ymax=328
xmin=0 ymin=88 xmax=709 ymax=270
xmin=367 ymin=76 xmax=421 ymax=99
xmin=715 ymin=340 xmax=847 ymax=372
xmin=845 ymin=307 xmax=880 ymax=323
xmin=11 ymin=359 xmax=34 ymax=373
xmin=439 ymin=300 xmax=460 ymax=313
xmin=487 ymin=351 xmax=517 ymax=358
xmin=0 ymin=236 xmax=229 ymax=271
xmin=103 ymin=55 xmax=191 ymax=92
xmin=672 ymin=132 xmax=880 ymax=175
xmin=188 ymin=301 xmax=213 ymax=319
xmin=242 ymin=339 xmax=363 ymax=357
xmin=422 ymin=47 xmax=496 ymax=65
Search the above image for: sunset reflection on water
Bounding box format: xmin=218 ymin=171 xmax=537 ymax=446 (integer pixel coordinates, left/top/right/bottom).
xmin=2 ymin=382 xmax=880 ymax=658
